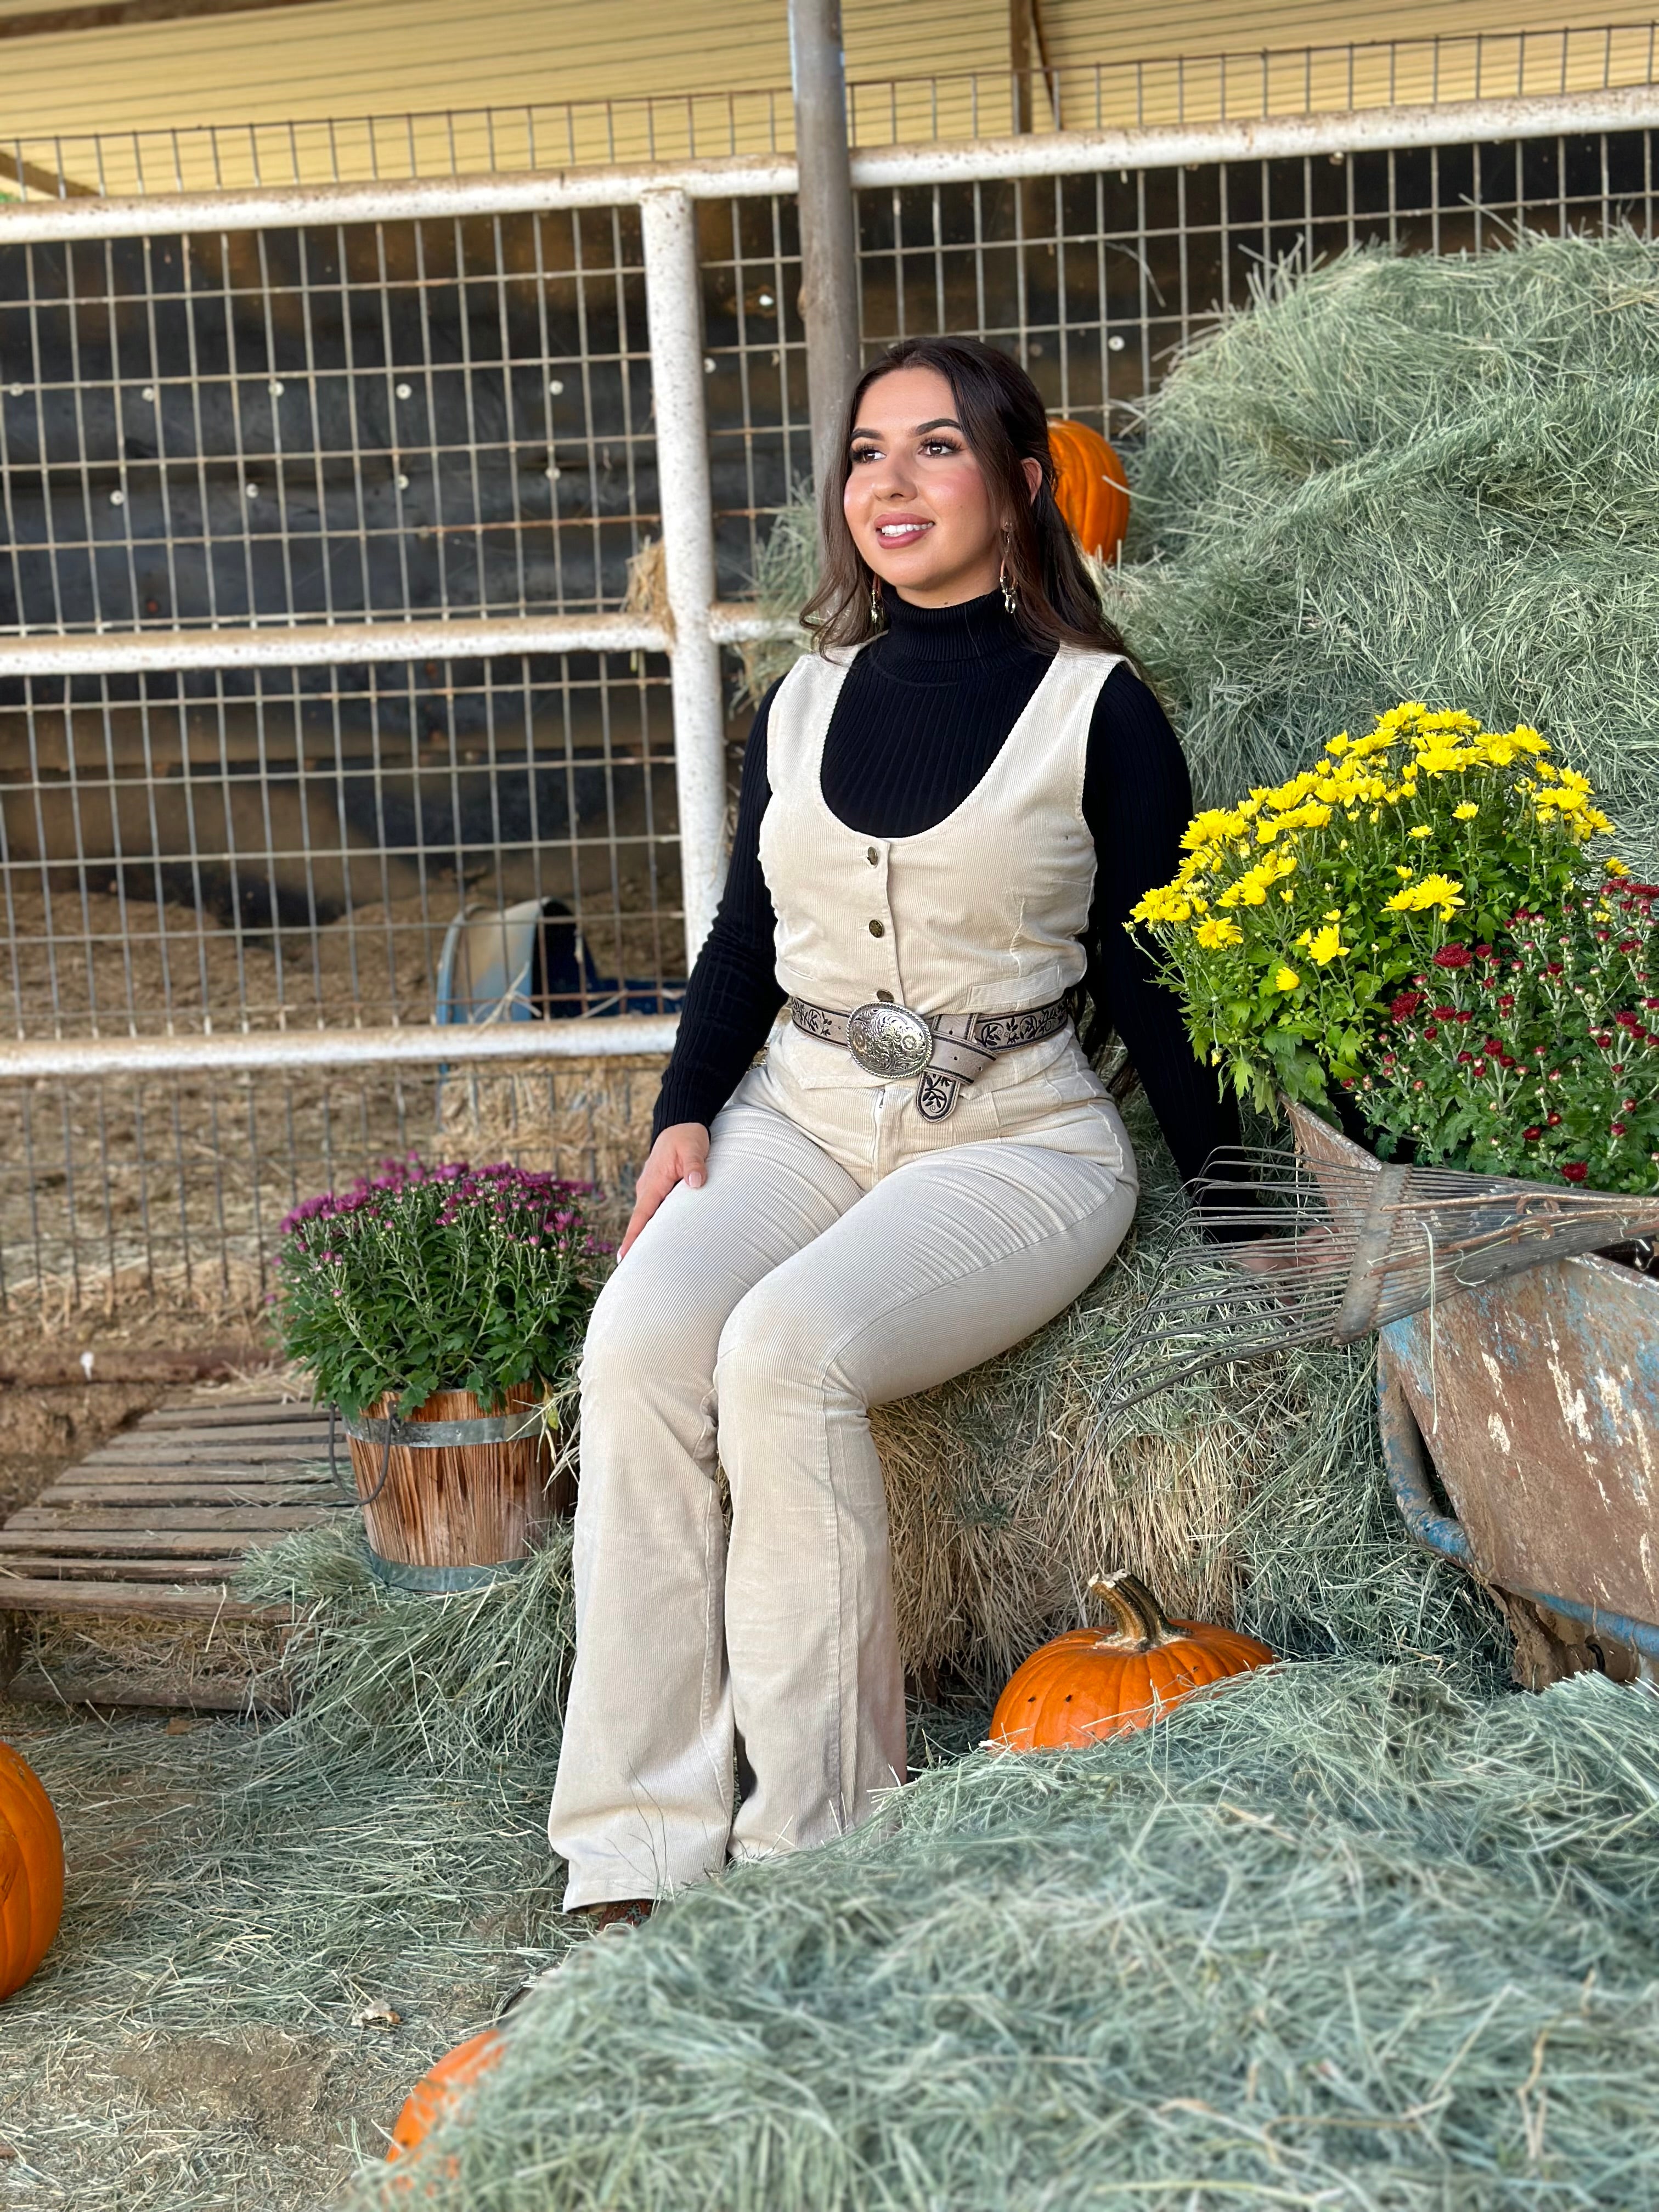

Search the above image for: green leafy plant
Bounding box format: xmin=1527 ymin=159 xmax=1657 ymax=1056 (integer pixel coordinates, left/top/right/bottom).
xmin=1358 ymin=874 xmax=1659 ymax=1190
xmin=1128 ymin=703 xmax=1609 ymax=1113
xmin=274 ymin=1158 xmax=602 ymax=1419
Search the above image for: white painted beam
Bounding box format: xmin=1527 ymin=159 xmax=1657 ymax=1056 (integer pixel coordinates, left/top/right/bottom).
xmin=0 ymin=1018 xmax=680 ymax=1080
xmin=0 ymin=611 xmax=668 ymax=679
xmin=639 ymin=187 xmax=728 ymax=963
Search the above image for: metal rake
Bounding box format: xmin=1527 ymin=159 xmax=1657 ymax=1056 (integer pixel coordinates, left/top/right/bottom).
xmin=1097 ymin=1146 xmax=1659 ymax=1426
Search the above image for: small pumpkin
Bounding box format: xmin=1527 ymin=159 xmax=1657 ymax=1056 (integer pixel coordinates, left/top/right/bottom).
xmin=990 ymin=1572 xmax=1273 ymax=1751
xmin=387 ymin=2025 xmax=504 ymax=2173
xmin=1 ymin=1739 xmax=65 ymax=2002
xmin=1047 ymin=416 xmax=1131 ymax=563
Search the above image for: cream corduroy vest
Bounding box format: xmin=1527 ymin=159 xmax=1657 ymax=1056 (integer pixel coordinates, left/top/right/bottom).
xmin=758 ymin=641 xmax=1122 ymax=1018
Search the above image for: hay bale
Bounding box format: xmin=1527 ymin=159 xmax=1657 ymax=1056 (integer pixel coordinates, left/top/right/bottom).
xmin=1109 ymin=230 xmax=1659 ymax=872
xmin=346 ymin=1657 xmax=1659 ymax=2212
xmin=876 ymin=1090 xmax=1501 ymax=1690
xmin=436 ymin=1052 xmax=663 ymax=1211
xmin=238 ymin=1103 xmax=1499 ymax=1813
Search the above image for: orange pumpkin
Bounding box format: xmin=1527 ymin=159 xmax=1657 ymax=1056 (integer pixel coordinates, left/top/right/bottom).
xmin=0 ymin=1739 xmax=65 ymax=2002
xmin=990 ymin=1572 xmax=1273 ymax=1752
xmin=387 ymin=2026 xmax=504 ymax=2173
xmin=1047 ymin=416 xmax=1131 ymax=563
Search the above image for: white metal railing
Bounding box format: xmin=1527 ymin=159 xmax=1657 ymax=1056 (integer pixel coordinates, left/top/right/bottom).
xmin=3 ymin=74 xmax=1659 ymax=1094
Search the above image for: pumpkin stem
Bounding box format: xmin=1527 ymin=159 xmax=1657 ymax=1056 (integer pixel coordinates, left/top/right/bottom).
xmin=1087 ymin=1571 xmax=1178 ymax=1651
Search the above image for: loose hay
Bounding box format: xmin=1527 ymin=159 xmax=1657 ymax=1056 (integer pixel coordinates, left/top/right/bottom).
xmin=239 ymin=1522 xmax=578 ymax=1778
xmin=1111 ymin=230 xmax=1659 ymax=874
xmin=0 ymin=1707 xmax=571 ymax=2209
xmin=346 ymin=1658 xmax=1659 ymax=2212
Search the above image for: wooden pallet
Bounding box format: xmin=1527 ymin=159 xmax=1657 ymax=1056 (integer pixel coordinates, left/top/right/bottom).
xmin=0 ymin=1390 xmax=341 ymax=1624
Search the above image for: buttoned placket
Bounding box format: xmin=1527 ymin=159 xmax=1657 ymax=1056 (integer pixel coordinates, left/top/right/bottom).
xmin=861 ymin=838 xmax=903 ymax=1005
xmin=861 ymin=837 xmax=905 ymax=1180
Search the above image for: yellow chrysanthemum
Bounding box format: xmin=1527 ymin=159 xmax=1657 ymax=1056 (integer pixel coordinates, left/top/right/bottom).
xmin=1385 ymin=873 xmax=1465 ymax=920
xmin=1408 ymin=824 xmax=1434 ymax=839
xmin=1305 ymin=923 xmax=1350 ymax=964
xmin=1273 ymin=966 xmax=1301 ymax=991
xmin=1130 ymin=884 xmax=1192 ymax=926
xmin=1193 ymin=916 xmax=1244 ymax=950
xmin=1453 ymin=802 xmax=1479 ymax=820
xmin=1180 ymin=808 xmax=1247 ymax=851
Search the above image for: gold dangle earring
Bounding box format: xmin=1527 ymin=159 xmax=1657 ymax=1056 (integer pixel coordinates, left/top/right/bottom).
xmin=999 ymin=532 xmax=1018 ymax=616
xmin=868 ymin=574 xmax=884 ymax=627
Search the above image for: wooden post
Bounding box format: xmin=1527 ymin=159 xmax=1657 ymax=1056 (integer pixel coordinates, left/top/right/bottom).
xmin=1011 ymin=0 xmax=1054 ymax=134
xmin=788 ymin=0 xmax=861 ymax=534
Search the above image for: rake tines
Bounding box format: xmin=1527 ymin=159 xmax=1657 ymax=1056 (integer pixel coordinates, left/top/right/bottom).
xmin=1097 ymin=1145 xmax=1659 ymax=1430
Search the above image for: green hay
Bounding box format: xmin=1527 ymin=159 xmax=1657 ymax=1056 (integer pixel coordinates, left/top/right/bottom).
xmin=238 ymin=1522 xmax=578 ymax=1778
xmin=346 ymin=1658 xmax=1659 ymax=2212
xmin=1111 ymin=230 xmax=1659 ymax=872
xmin=736 ymin=482 xmax=817 ymax=706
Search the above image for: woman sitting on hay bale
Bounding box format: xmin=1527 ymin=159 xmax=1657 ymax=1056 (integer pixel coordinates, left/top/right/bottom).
xmin=549 ymin=337 xmax=1233 ymax=1921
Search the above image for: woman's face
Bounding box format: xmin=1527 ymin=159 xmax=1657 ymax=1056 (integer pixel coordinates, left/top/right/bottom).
xmin=843 ymin=365 xmax=1011 ymax=608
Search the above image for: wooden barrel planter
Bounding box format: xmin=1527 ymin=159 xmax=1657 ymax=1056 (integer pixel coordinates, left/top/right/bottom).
xmin=344 ymin=1384 xmax=571 ymax=1591
xmin=1287 ymin=1101 xmax=1659 ymax=1683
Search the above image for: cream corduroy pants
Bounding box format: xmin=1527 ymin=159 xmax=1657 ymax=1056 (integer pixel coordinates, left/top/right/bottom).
xmin=548 ymin=1092 xmax=1137 ymax=1908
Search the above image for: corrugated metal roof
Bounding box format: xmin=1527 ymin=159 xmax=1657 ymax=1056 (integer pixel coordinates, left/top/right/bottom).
xmin=0 ymin=0 xmax=1650 ymax=195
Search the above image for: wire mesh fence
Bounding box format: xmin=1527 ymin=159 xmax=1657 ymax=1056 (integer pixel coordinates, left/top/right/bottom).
xmin=2 ymin=115 xmax=1657 ymax=1307
xmin=0 ymin=210 xmax=653 ymax=634
xmin=0 ymin=1056 xmax=663 ymax=1317
xmin=0 ymin=650 xmax=683 ymax=1041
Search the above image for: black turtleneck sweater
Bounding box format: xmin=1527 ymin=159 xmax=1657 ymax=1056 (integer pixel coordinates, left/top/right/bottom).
xmin=652 ymin=588 xmax=1238 ymax=1190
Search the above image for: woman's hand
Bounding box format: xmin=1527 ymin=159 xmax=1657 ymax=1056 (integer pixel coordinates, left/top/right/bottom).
xmin=618 ymin=1122 xmax=710 ymax=1260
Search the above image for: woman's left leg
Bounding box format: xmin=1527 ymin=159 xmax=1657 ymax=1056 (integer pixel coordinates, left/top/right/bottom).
xmin=710 ymin=1136 xmax=1138 ymax=1867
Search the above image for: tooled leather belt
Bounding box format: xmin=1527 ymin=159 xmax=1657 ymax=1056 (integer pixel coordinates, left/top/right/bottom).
xmin=788 ymin=995 xmax=1069 ymax=1121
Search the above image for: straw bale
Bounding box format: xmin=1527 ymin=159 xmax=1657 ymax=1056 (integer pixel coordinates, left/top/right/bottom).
xmin=436 ymin=1051 xmax=663 ymax=1206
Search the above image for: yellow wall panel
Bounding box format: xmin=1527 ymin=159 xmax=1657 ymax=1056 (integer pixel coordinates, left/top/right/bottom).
xmin=0 ymin=0 xmax=1650 ymax=194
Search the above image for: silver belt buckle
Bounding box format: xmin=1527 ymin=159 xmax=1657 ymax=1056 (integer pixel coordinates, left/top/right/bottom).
xmin=846 ymin=1000 xmax=934 ymax=1080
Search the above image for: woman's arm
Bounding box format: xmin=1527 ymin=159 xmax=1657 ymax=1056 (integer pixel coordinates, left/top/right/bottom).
xmin=650 ymin=686 xmax=789 ymax=1141
xmin=1082 ymin=663 xmax=1242 ymax=1193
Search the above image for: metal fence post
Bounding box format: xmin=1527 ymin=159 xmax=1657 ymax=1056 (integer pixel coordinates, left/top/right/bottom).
xmin=639 ymin=187 xmax=728 ymax=964
xmin=789 ymin=0 xmax=862 ymax=517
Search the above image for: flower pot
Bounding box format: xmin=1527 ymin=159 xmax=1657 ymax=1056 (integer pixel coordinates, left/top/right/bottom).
xmin=1287 ymin=1101 xmax=1659 ymax=1682
xmin=344 ymin=1384 xmax=569 ymax=1590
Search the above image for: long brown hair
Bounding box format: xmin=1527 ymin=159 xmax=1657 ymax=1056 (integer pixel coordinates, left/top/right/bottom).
xmin=800 ymin=336 xmax=1131 ymax=658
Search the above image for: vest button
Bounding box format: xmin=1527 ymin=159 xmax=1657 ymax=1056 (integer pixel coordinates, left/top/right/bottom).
xmin=868 ymin=918 xmax=885 ymax=937
xmin=866 ymin=847 xmax=878 ymax=865
xmin=876 ymin=989 xmax=894 ymax=1003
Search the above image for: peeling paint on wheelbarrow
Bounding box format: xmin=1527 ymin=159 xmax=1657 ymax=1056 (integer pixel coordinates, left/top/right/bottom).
xmin=1285 ymin=1102 xmax=1659 ymax=1675
xmin=1378 ymin=1254 xmax=1659 ymax=1667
